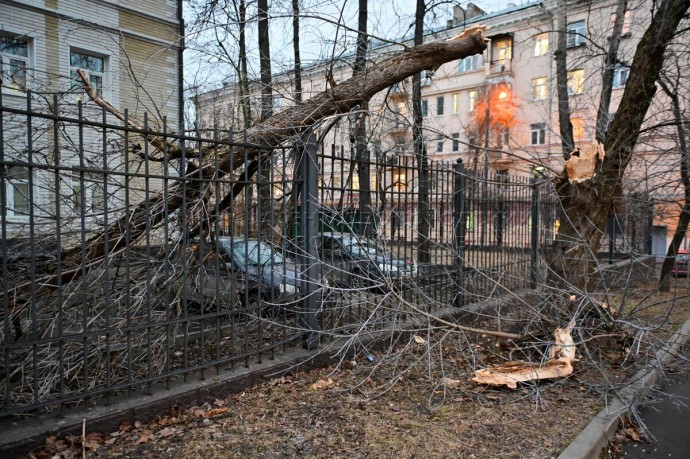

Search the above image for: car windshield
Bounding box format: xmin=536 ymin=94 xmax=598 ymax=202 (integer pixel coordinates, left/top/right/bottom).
xmin=677 ymin=254 xmax=689 ymax=263
xmin=222 ymin=240 xmax=284 ymax=267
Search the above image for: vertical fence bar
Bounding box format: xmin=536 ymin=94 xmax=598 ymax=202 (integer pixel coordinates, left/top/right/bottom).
xmin=453 ymin=159 xmax=465 ymax=308
xmin=299 ymin=131 xmax=319 ymax=349
xmin=530 ymin=176 xmax=540 ymax=288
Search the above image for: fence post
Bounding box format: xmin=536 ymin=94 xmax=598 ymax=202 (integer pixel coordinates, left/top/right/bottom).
xmin=299 ymin=130 xmax=320 ymax=349
xmin=530 ymin=176 xmax=540 ymax=288
xmin=453 ymin=159 xmax=466 ymax=307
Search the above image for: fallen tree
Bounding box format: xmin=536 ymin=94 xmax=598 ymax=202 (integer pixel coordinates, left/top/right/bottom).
xmin=6 ymin=26 xmax=488 ymax=336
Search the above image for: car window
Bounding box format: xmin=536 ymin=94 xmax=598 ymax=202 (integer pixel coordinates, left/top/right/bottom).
xmin=677 ymin=254 xmax=689 ymax=263
xmin=230 ymin=240 xmax=284 ymax=266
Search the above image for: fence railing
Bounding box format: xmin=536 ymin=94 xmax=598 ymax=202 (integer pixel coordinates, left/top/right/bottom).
xmin=0 ymin=94 xmax=650 ymax=416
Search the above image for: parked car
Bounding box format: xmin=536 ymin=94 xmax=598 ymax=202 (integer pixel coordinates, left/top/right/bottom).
xmin=319 ymin=232 xmax=417 ymax=287
xmin=193 ymin=237 xmax=302 ymax=311
xmin=671 ymin=249 xmax=689 ymax=277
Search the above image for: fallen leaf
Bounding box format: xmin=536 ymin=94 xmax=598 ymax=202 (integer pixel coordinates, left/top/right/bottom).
xmin=413 ymin=335 xmax=426 ymax=345
xmin=206 ymin=407 xmax=229 ymax=417
xmin=486 ymin=395 xmax=500 ymax=401
xmin=119 ymin=420 xmax=131 ymax=431
xmin=135 ymin=432 xmax=150 ymax=445
xmin=442 ymin=378 xmax=461 ymax=388
xmin=624 ymin=427 xmax=642 ymax=442
xmin=158 ymin=427 xmax=178 ymax=438
xmin=213 ymin=398 xmax=226 ymax=407
xmin=84 ymin=432 xmax=104 ymax=451
xmin=309 ymin=378 xmax=334 ymax=390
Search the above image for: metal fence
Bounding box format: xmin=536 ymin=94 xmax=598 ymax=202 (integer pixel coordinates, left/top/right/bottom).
xmin=0 ymin=94 xmax=649 ymax=417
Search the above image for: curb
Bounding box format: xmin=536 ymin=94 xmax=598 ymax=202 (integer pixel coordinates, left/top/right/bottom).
xmin=557 ymin=318 xmax=690 ymax=459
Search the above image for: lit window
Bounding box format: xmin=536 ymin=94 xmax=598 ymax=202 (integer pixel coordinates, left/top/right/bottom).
xmin=0 ymin=36 xmax=29 ymax=91
xmin=393 ymin=173 xmax=406 ymax=192
xmin=571 ymin=118 xmax=586 ymax=142
xmin=452 ymin=133 xmax=460 ymax=152
xmin=610 ymin=10 xmax=633 ymax=36
xmin=421 ymin=99 xmax=428 ymax=118
xmin=452 ymin=93 xmax=460 ymax=113
xmin=612 ymin=66 xmax=629 ymax=88
xmin=532 ymin=77 xmax=548 ymax=100
xmin=468 ymin=90 xmax=478 ymax=112
xmin=567 ymin=20 xmax=586 ymax=48
xmin=436 ymin=96 xmax=444 ymax=116
xmin=534 ymin=33 xmax=549 ymax=57
xmin=5 ymin=165 xmax=30 ymax=217
xmin=567 ymin=69 xmax=584 ymax=95
xmin=530 ymin=123 xmax=546 ymax=145
xmin=371 ymin=174 xmax=377 ymax=190
xmin=494 ymin=38 xmax=512 ymax=63
xmin=70 ymin=49 xmax=106 ymax=97
xmin=352 ymin=174 xmax=359 ymax=191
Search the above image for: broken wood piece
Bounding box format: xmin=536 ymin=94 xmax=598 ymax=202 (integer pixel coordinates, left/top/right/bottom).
xmin=472 ymin=322 xmax=576 ymax=389
xmin=564 ymin=142 xmax=605 ymax=184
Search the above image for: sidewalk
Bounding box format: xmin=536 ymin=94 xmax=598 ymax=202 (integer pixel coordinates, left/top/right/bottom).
xmin=616 ymin=349 xmax=690 ymax=458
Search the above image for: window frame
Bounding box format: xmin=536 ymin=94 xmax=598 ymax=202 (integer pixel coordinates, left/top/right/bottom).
xmin=534 ymin=33 xmax=549 ymax=57
xmin=532 ymin=77 xmax=548 ymax=100
xmin=452 ymin=93 xmax=461 ymax=113
xmin=566 ymin=20 xmax=586 ymax=48
xmin=451 ymin=133 xmax=460 ymax=152
xmin=436 ymin=96 xmax=445 ymax=116
xmin=612 ymin=66 xmax=629 ymax=88
xmin=567 ymin=69 xmax=584 ymax=95
xmin=468 ymin=90 xmax=478 ymax=112
xmin=5 ymin=164 xmax=31 ymax=219
xmin=530 ymin=123 xmax=546 ymax=146
xmin=458 ymin=54 xmax=481 ymax=73
xmin=0 ymin=34 xmax=30 ymax=93
xmin=436 ymin=138 xmax=444 ymax=153
xmin=421 ymin=99 xmax=428 ymax=118
xmin=70 ymin=47 xmax=108 ymax=100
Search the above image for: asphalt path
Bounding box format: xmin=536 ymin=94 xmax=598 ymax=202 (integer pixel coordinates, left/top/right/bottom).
xmin=617 ymin=349 xmax=690 ymax=458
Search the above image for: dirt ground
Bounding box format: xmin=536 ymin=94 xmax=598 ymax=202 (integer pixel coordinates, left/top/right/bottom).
xmin=27 ymin=277 xmax=690 ymax=459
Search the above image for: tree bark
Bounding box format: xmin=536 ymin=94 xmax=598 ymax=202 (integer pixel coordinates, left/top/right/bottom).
xmin=595 ymin=0 xmax=628 ymax=144
xmin=549 ymin=0 xmax=690 ymax=290
xmin=658 ymin=78 xmax=690 ymax=291
xmin=413 ymin=0 xmax=431 ymax=264
xmin=554 ymin=0 xmax=574 ymax=160
xmin=238 ymin=0 xmax=251 ymax=129
xmin=292 ymin=0 xmax=302 ymax=104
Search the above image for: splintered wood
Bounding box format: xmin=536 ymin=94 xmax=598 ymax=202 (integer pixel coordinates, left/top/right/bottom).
xmin=472 ymin=321 xmax=576 ymax=389
xmin=564 ymin=142 xmax=605 ymax=184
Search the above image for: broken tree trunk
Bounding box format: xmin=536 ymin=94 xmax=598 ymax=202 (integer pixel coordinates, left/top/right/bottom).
xmin=7 ymin=27 xmax=488 ymax=314
xmin=472 ymin=321 xmax=576 ymax=389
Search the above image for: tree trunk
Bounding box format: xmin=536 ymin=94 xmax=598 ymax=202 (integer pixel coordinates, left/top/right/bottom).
xmin=554 ymin=0 xmax=574 ymax=160
xmin=292 ymin=0 xmax=302 ymax=104
xmin=238 ymin=0 xmax=251 ymax=129
xmin=413 ymin=0 xmax=430 ymax=264
xmin=658 ymin=78 xmax=690 ymax=291
xmin=549 ymin=0 xmax=690 ymax=290
xmin=595 ymin=0 xmax=628 ymax=144
xmin=258 ymin=0 xmax=273 ymax=121
xmin=353 ymin=0 xmax=373 ymax=237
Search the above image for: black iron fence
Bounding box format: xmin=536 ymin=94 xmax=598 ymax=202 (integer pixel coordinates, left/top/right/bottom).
xmin=0 ymin=94 xmax=649 ymax=417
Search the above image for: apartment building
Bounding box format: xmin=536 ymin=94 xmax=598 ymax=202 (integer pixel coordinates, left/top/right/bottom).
xmin=195 ymin=0 xmax=681 ymax=251
xmin=1 ymin=0 xmax=184 ymax=237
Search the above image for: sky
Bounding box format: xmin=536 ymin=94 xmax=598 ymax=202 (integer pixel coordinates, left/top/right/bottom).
xmin=184 ymin=0 xmax=523 ymax=95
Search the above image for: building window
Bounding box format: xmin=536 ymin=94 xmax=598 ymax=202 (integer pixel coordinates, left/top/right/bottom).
xmin=458 ymin=54 xmax=480 ymax=73
xmin=452 ymin=93 xmax=460 ymax=113
xmin=436 ymin=138 xmax=444 ymax=153
xmin=612 ymin=66 xmax=629 ymax=88
xmin=567 ymin=69 xmax=584 ymax=95
xmin=5 ymin=165 xmax=30 ymax=217
xmin=421 ymin=71 xmax=433 ymax=86
xmin=532 ymin=77 xmax=548 ymax=100
xmin=567 ymin=20 xmax=586 ymax=48
xmin=352 ymin=174 xmax=359 ymax=191
xmin=571 ymin=117 xmax=586 ymax=142
xmin=436 ymin=96 xmax=444 ymax=116
xmin=494 ymin=38 xmax=512 ymax=63
xmin=530 ymin=123 xmax=546 ymax=145
xmin=421 ymin=99 xmax=428 ymax=118
xmin=534 ymin=33 xmax=549 ymax=57
xmin=452 ymin=133 xmax=460 ymax=152
xmin=273 ymin=96 xmax=282 ymax=109
xmin=468 ymin=90 xmax=478 ymax=112
xmin=0 ymin=36 xmax=29 ymax=91
xmin=611 ymin=10 xmax=633 ymax=36
xmin=393 ymin=173 xmax=406 ymax=192
xmin=70 ymin=49 xmax=106 ymax=97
